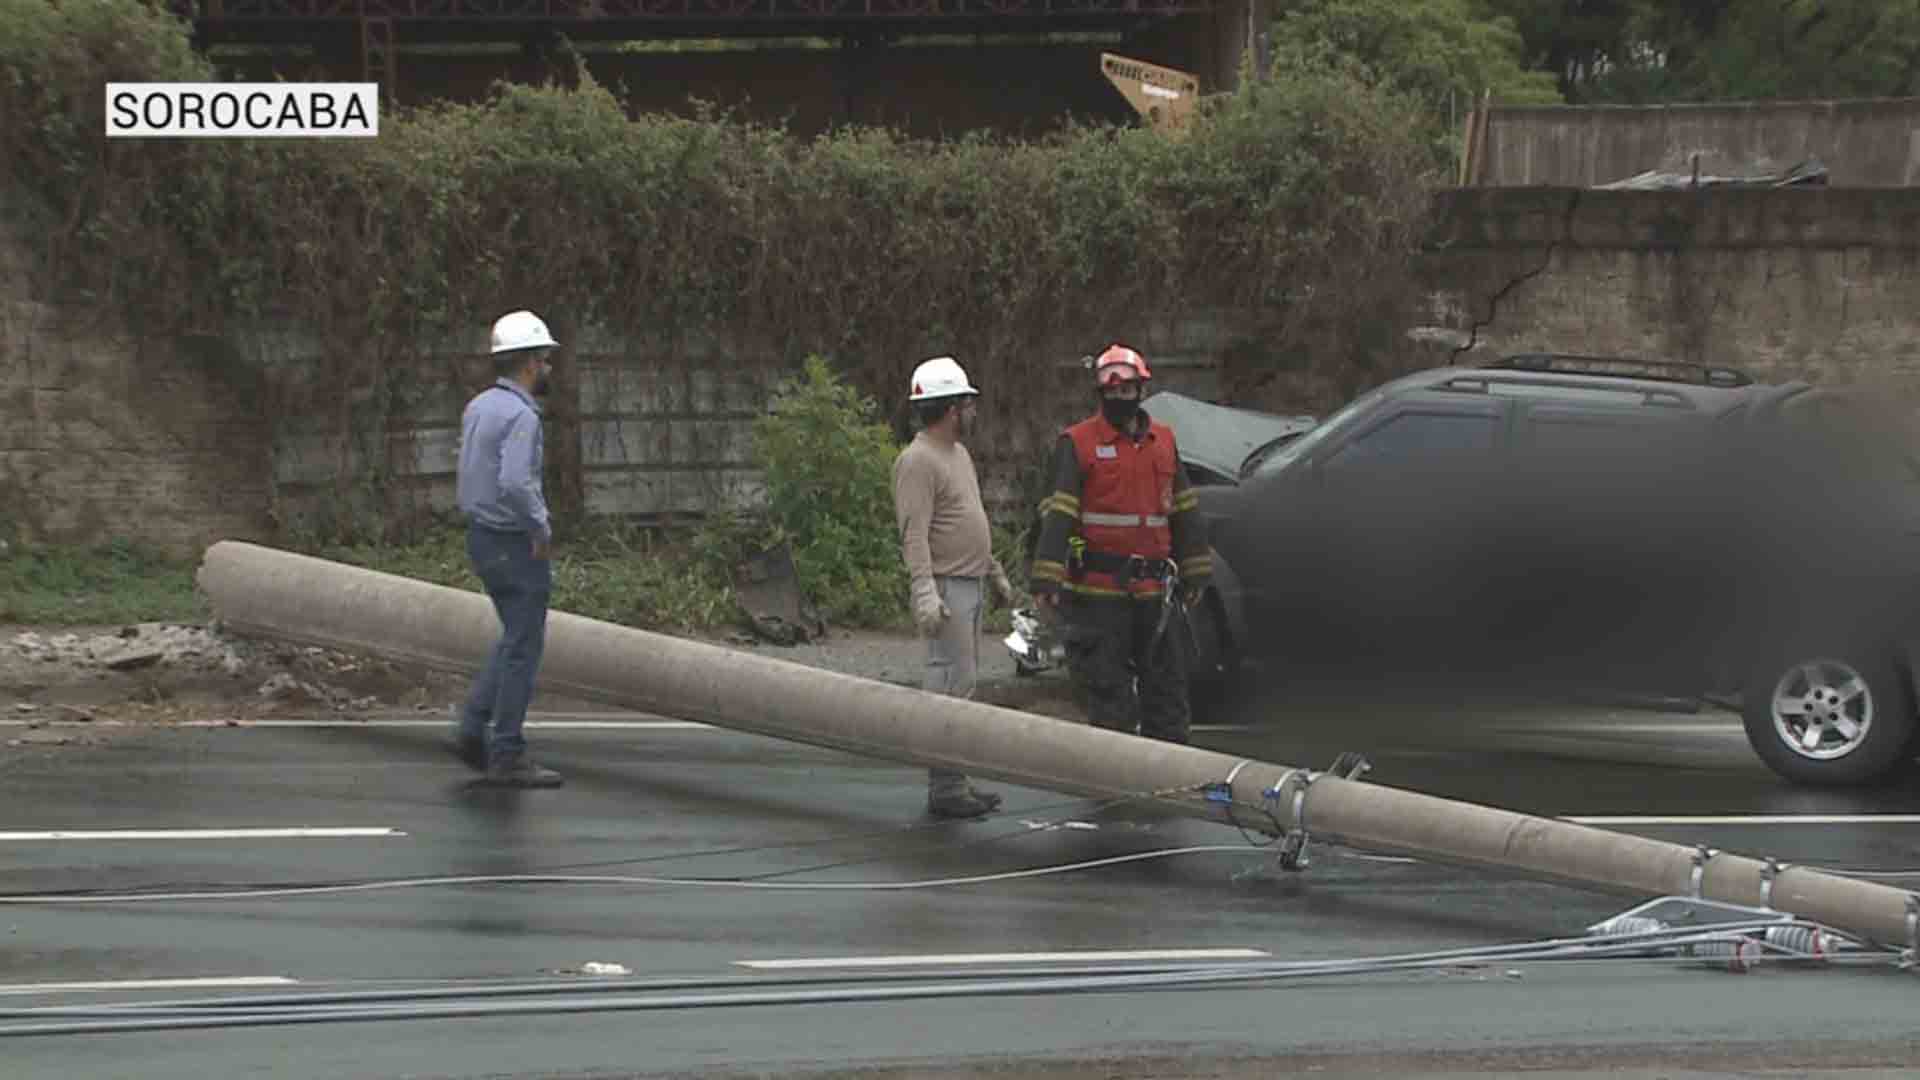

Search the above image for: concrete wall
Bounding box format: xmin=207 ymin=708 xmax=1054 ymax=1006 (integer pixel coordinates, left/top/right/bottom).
xmin=265 ymin=319 xmax=1237 ymax=537
xmin=1476 ymin=98 xmax=1920 ymax=188
xmin=1418 ymin=187 xmax=1920 ymax=400
xmin=11 ymin=187 xmax=1920 ymax=554
xmin=0 ymin=212 xmax=275 ymax=556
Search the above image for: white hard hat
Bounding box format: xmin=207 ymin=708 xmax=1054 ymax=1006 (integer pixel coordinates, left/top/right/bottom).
xmin=490 ymin=310 xmax=559 ymax=355
xmin=908 ymin=355 xmax=978 ymax=402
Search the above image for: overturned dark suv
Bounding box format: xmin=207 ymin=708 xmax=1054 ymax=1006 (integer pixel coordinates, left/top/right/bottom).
xmin=1186 ymin=353 xmax=1920 ymax=788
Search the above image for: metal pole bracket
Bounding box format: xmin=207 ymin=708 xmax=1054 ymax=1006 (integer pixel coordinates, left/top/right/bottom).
xmin=1759 ymin=857 xmax=1791 ymax=910
xmin=1276 ymin=770 xmax=1315 ymax=871
xmin=1902 ymin=894 xmax=1919 ymax=973
xmin=1690 ymin=844 xmax=1721 ymax=899
xmin=1270 ymin=753 xmax=1372 ymax=873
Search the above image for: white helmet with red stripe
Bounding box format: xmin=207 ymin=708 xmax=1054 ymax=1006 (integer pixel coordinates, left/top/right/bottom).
xmin=1094 ymin=344 xmax=1151 ymax=386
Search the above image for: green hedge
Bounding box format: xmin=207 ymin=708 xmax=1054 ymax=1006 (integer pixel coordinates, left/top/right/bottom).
xmin=2 ymin=0 xmax=1447 ymax=545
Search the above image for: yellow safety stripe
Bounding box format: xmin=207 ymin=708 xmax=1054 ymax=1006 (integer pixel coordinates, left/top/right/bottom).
xmin=1182 ymin=554 xmax=1214 ymax=575
xmin=1030 ymin=559 xmax=1068 ymax=584
xmin=1063 ymin=581 xmax=1167 ymax=598
xmin=1040 ymin=493 xmax=1081 ymax=519
xmin=1173 ymin=491 xmax=1200 ymax=513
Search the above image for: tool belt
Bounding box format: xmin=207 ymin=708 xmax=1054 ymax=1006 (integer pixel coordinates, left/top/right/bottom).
xmin=1067 ymin=547 xmax=1176 ymax=588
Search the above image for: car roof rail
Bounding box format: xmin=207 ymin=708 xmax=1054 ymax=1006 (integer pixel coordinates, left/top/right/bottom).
xmin=1437 ymin=373 xmax=1698 ymax=410
xmin=1482 ymin=353 xmax=1754 ymax=388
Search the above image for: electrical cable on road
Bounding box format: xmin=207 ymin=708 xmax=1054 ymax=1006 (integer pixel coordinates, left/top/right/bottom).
xmin=0 ymin=764 xmax=1421 ymax=906
xmin=2 ymin=758 xmax=1912 ymax=903
xmin=0 ymin=917 xmax=1902 ymax=1039
xmin=0 ymin=787 xmax=1166 ymax=900
xmin=718 ymin=788 xmax=1213 ymax=884
xmin=0 ymin=780 xmax=1296 ymax=904
xmin=523 ymin=788 xmax=1170 ymax=875
xmin=0 ymin=845 xmax=1280 ymax=904
xmin=4 ymin=915 xmax=1895 ymax=1019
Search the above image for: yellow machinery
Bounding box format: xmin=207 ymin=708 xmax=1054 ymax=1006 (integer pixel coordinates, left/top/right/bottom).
xmin=1100 ymin=52 xmax=1200 ymax=134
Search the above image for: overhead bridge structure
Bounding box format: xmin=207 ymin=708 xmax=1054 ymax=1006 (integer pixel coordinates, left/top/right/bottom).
xmin=165 ymin=0 xmax=1220 ymax=41
xmin=155 ymin=0 xmax=1269 ymax=133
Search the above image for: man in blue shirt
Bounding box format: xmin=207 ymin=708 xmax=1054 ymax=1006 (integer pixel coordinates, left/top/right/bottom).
xmin=452 ymin=309 xmax=564 ymax=788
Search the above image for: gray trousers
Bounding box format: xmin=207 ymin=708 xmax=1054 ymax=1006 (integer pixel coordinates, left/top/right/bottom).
xmin=922 ymin=575 xmax=983 ymax=795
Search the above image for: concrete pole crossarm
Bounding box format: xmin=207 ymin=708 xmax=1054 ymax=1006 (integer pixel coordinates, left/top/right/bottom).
xmin=194 ymin=541 xmax=1920 ymax=952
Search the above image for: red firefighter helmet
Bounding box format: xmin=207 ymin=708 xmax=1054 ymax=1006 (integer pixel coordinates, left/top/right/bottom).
xmin=1094 ymin=344 xmax=1151 ymax=386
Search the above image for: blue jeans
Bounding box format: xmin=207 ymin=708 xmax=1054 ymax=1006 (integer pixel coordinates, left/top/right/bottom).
xmin=459 ymin=525 xmax=551 ymax=765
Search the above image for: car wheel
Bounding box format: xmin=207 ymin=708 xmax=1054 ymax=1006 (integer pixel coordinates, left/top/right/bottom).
xmin=1187 ymin=589 xmax=1240 ymax=711
xmin=1741 ymin=650 xmax=1915 ymax=787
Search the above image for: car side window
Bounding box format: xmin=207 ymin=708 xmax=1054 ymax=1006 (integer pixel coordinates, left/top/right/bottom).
xmin=1321 ymin=410 xmax=1499 ymax=473
xmin=1524 ymin=413 xmax=1695 ymax=454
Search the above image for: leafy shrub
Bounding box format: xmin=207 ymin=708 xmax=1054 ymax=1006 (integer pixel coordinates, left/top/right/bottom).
xmin=751 ymin=356 xmax=908 ymax=627
xmin=1 ymin=0 xmax=1448 ymax=550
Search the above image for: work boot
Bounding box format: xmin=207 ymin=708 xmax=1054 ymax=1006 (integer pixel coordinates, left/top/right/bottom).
xmin=927 ymin=786 xmax=1001 ymax=820
xmin=448 ymin=705 xmax=487 ymax=771
xmin=481 ymin=754 xmax=564 ymax=788
xmin=451 ymin=734 xmax=488 ymax=772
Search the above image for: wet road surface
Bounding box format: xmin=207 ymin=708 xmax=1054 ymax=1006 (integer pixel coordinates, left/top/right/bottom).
xmin=2 ymin=677 xmax=1919 ymax=1077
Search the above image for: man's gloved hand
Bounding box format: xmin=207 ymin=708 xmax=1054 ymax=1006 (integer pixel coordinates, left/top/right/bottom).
xmin=911 ymin=578 xmax=949 ymax=637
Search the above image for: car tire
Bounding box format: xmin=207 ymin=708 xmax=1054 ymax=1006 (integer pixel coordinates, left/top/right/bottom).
xmin=1740 ymin=646 xmax=1916 ymax=787
xmin=1187 ymin=589 xmax=1241 ymax=712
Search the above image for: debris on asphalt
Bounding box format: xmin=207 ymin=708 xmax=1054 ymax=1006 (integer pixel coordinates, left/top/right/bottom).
xmin=10 ymin=625 xmax=249 ymax=675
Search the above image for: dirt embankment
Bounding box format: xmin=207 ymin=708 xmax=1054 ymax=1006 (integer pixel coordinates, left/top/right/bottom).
xmin=0 ymin=620 xmax=1084 ymax=753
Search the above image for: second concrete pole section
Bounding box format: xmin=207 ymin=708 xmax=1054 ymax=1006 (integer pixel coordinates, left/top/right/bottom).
xmin=195 ymin=541 xmax=1920 ymax=951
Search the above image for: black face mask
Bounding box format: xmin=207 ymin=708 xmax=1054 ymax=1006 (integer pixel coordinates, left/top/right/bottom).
xmin=1101 ymin=398 xmax=1139 ymax=427
xmin=532 ymin=372 xmax=551 ymax=397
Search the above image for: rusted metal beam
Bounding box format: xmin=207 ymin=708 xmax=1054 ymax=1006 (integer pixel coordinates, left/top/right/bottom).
xmin=168 ymin=0 xmax=1210 ymax=22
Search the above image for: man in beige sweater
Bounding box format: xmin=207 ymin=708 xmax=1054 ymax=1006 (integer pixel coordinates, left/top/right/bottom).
xmin=892 ymin=355 xmax=1019 ymax=819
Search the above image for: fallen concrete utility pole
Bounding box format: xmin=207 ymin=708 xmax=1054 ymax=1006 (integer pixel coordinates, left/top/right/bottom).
xmin=196 ymin=541 xmax=1920 ymax=954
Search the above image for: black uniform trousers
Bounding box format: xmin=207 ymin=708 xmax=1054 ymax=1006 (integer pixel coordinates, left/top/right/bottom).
xmin=1061 ymin=591 xmax=1191 ymax=745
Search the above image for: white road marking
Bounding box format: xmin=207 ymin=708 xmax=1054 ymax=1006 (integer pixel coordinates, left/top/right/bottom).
xmin=0 ymin=827 xmax=405 ymax=840
xmin=0 ymin=976 xmax=296 ymax=996
xmin=1566 ymin=814 xmax=1920 ymax=826
xmin=186 ymin=719 xmax=712 ymax=730
xmin=0 ymin=718 xmax=710 ymax=730
xmin=735 ymin=948 xmax=1272 ymax=970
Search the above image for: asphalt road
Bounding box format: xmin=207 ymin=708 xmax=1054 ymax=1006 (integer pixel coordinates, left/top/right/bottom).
xmin=2 ymin=675 xmax=1919 ymax=1078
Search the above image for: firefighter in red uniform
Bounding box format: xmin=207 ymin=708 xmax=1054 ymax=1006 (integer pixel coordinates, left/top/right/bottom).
xmin=1030 ymin=344 xmax=1211 ymax=744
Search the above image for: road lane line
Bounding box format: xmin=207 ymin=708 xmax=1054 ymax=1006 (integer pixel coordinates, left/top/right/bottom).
xmin=1566 ymin=814 xmax=1920 ymax=826
xmin=0 ymin=718 xmax=711 ymax=730
xmin=195 ymin=719 xmax=713 ymax=730
xmin=0 ymin=976 xmax=297 ymax=996
xmin=0 ymin=718 xmax=714 ymax=726
xmin=0 ymin=827 xmax=405 ymax=840
xmin=736 ymin=949 xmax=1272 ymax=970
